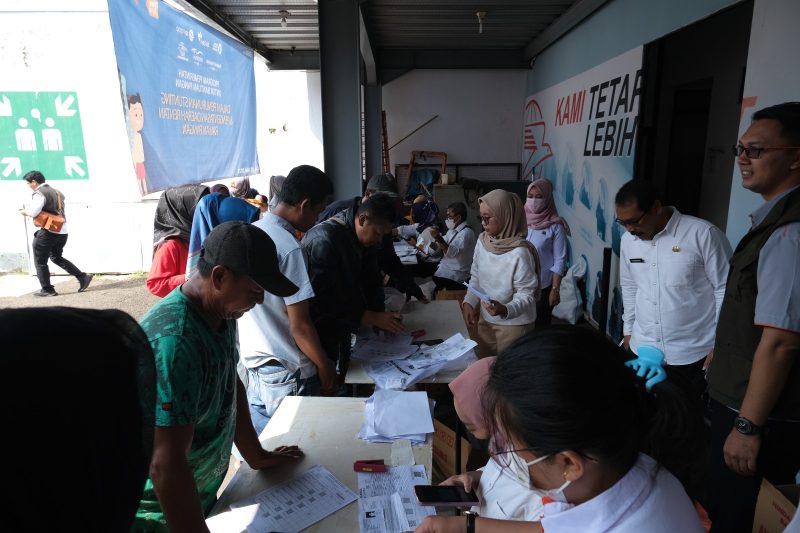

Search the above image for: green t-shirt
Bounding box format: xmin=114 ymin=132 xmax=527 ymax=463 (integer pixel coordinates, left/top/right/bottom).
xmin=133 ymin=287 xmax=238 ymax=529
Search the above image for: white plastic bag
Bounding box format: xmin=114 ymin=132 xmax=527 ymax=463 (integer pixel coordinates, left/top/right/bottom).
xmin=552 ymin=260 xmax=587 ymax=324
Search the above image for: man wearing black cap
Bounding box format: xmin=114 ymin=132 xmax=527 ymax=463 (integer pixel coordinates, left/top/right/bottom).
xmin=133 ymin=221 xmax=304 ymax=532
xmin=318 ymin=173 xmax=429 ymax=303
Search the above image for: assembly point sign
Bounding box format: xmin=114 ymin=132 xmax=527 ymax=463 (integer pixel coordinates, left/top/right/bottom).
xmin=0 ymin=91 xmax=88 ymax=181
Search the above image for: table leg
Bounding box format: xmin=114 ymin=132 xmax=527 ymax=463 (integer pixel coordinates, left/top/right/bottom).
xmin=455 ymin=418 xmax=464 ymax=475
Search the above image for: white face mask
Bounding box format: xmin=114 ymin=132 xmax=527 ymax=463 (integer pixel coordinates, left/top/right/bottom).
xmin=526 ymin=197 xmax=548 ymax=214
xmin=503 ymin=450 xmax=572 ymax=502
xmin=445 ymin=218 xmax=456 ymax=230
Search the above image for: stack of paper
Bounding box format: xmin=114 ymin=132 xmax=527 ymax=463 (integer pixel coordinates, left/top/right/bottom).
xmin=357 ymin=464 xmax=434 ymax=533
xmin=358 ymin=390 xmax=434 ymax=444
xmin=364 ymin=333 xmax=478 ymax=390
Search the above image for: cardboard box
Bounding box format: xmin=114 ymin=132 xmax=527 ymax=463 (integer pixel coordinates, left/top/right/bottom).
xmin=432 ymin=419 xmax=471 ymax=479
xmin=752 ymin=478 xmax=798 ymax=533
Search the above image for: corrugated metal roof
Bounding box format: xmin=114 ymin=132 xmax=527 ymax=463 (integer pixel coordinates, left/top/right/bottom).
xmin=185 ymin=0 xmax=601 ymax=75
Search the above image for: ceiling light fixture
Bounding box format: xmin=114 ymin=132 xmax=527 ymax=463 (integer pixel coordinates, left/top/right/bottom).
xmin=279 ymin=10 xmax=290 ymax=28
xmin=476 ymin=11 xmax=487 ymax=34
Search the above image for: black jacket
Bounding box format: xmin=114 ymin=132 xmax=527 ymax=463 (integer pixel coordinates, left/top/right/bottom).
xmin=302 ymin=207 xmax=385 ymax=346
xmin=318 ymin=196 xmax=418 ymax=296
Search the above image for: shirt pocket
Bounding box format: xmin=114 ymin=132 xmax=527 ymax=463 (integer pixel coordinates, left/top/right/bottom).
xmin=661 ymin=254 xmax=697 ymax=288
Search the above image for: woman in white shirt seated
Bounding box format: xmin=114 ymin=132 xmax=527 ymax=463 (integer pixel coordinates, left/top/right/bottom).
xmin=447 ymin=356 xmax=544 ymax=522
xmin=429 ymin=202 xmax=477 ymax=292
xmin=415 ymin=326 xmax=705 ymax=533
xmin=395 ymin=196 xmax=442 ymax=275
xmin=462 ymin=189 xmax=540 ymax=357
xmin=525 ymin=179 xmax=570 ymax=326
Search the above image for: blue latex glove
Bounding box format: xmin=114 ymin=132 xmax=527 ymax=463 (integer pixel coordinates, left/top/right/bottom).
xmin=624 ymin=345 xmax=667 ymax=391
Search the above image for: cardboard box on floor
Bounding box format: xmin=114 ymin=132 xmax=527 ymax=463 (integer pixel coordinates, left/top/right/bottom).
xmin=752 ymin=478 xmax=799 ymax=533
xmin=432 ymin=419 xmax=471 ymax=479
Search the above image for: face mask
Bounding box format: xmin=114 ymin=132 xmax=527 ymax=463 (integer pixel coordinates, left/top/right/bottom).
xmin=504 ymin=451 xmax=572 ymax=502
xmin=526 ymin=198 xmax=548 ymax=214
xmin=445 ymin=219 xmax=456 ymax=230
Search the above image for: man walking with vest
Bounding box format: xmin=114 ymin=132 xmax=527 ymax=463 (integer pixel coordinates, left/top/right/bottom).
xmin=19 ymin=170 xmax=93 ymax=296
xmin=706 ymin=102 xmax=800 ymax=532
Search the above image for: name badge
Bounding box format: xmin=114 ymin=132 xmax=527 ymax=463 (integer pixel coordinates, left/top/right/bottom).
xmin=629 ymin=258 xmax=645 ymax=263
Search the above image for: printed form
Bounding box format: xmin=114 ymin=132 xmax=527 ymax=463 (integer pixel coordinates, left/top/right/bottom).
xmin=357 ymin=465 xmax=434 ymax=533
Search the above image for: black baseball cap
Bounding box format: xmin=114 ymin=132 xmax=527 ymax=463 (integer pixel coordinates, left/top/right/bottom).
xmin=201 ymin=221 xmax=298 ymax=297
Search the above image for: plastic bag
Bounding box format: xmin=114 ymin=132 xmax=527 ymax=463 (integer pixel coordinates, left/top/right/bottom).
xmin=552 ymin=260 xmax=587 ymax=324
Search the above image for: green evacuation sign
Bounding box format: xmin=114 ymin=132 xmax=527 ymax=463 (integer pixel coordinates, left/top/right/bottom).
xmin=0 ymin=91 xmax=88 ymax=181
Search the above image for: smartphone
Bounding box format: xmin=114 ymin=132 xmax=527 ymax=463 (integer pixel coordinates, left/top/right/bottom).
xmin=414 ymin=485 xmax=480 ymax=507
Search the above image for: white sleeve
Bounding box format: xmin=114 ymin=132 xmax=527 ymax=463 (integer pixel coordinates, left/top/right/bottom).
xmin=504 ymin=249 xmax=538 ymax=320
xmin=701 ymin=225 xmax=733 ymax=321
xmin=620 ymin=239 xmax=636 ymax=336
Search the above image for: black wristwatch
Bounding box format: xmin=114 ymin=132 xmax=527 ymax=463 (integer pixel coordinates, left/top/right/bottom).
xmin=465 ymin=511 xmax=478 ymax=533
xmin=734 ymin=415 xmax=762 ymax=436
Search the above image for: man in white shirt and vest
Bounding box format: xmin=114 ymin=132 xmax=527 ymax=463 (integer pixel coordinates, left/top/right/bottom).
xmin=616 ymin=179 xmax=732 ymax=395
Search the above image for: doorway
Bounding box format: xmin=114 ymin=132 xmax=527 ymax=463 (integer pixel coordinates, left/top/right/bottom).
xmin=635 ymin=1 xmax=753 ymax=231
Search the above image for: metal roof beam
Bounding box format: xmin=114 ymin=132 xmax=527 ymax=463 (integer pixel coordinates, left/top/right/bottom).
xmin=524 ymin=0 xmax=609 ymax=58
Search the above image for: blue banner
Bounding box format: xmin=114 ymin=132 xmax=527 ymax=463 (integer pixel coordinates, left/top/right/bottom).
xmin=107 ymin=0 xmax=259 ymax=194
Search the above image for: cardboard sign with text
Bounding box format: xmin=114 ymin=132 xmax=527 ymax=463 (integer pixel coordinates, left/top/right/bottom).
xmin=432 ymin=419 xmax=471 ymax=479
xmin=752 ymin=478 xmax=798 ymax=533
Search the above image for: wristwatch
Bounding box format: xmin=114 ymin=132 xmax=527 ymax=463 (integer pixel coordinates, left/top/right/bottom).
xmin=465 ymin=511 xmax=478 ymax=533
xmin=734 ymin=415 xmax=762 ymax=436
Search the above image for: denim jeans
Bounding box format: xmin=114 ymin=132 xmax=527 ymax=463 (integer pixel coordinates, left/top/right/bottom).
xmin=246 ymin=361 xmax=320 ymax=436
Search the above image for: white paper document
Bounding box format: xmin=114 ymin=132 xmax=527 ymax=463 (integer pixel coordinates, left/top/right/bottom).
xmin=357 ymin=465 xmax=434 ymax=533
xmin=374 ymin=390 xmax=434 ymax=436
xmin=358 ymin=392 xmax=434 ymax=444
xmin=364 ymin=333 xmax=478 ymax=390
xmin=463 ymin=282 xmax=492 ymax=302
xmin=351 ymin=335 xmax=418 ymax=362
xmin=222 ymin=464 xmax=357 ymax=533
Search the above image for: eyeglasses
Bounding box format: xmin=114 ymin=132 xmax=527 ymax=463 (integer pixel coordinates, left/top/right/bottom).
xmin=732 ymin=144 xmax=800 ymax=159
xmin=490 ymin=446 xmax=538 ymax=469
xmin=479 ymin=215 xmax=495 ymax=225
xmin=615 ymin=211 xmax=647 ymax=227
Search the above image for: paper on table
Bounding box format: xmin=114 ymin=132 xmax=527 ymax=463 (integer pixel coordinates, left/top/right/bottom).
xmin=357 ymin=465 xmax=434 ymax=533
xmin=463 ymin=282 xmax=492 ymax=302
xmin=364 ymin=334 xmax=478 ymax=390
xmin=374 ymin=390 xmax=434 ymax=437
xmin=358 ymin=395 xmax=429 ymax=444
xmin=228 ymin=464 xmax=357 ymax=533
xmin=351 ymin=335 xmax=418 ymax=362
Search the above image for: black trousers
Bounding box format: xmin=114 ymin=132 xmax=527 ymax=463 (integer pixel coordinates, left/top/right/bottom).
xmin=432 ymin=275 xmax=466 ymax=292
xmin=32 ymin=230 xmax=83 ymax=291
xmin=707 ymin=398 xmax=800 ymax=533
xmin=535 ymin=286 xmax=553 ymax=327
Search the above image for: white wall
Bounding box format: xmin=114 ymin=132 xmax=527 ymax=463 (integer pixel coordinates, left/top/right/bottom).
xmin=382 ymin=70 xmax=526 ymax=167
xmin=0 ymin=1 xmax=322 ymax=273
xmin=0 ymin=0 xmax=149 ymax=273
xmin=725 ymin=0 xmax=800 ymax=246
xmin=255 ymin=69 xmax=324 ymax=184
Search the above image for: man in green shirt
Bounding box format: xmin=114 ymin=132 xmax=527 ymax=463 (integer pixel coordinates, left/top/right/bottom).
xmin=133 ymin=221 xmax=304 ymax=532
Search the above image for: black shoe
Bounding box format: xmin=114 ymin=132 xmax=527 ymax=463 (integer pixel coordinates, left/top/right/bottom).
xmin=78 ymin=274 xmax=94 ymax=292
xmin=34 ymin=289 xmax=58 ymax=297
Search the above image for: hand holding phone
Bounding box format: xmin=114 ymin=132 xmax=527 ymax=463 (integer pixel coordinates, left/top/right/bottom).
xmin=414 ymin=485 xmax=480 ymax=508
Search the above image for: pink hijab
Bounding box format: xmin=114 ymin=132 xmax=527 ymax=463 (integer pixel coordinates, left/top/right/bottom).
xmin=525 ymin=179 xmax=571 ymax=235
xmin=449 ymin=357 xmax=495 ymax=434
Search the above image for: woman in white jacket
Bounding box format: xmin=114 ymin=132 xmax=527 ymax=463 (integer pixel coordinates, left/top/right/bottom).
xmin=462 ymin=189 xmax=540 ymax=357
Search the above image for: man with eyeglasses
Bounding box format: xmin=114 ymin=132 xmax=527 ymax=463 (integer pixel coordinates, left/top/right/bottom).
xmin=706 ymin=102 xmax=800 ymax=532
xmin=615 ymin=179 xmax=732 ymax=398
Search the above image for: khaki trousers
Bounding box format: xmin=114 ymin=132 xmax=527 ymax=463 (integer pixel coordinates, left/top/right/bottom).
xmin=476 ymin=316 xmax=535 ymax=358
